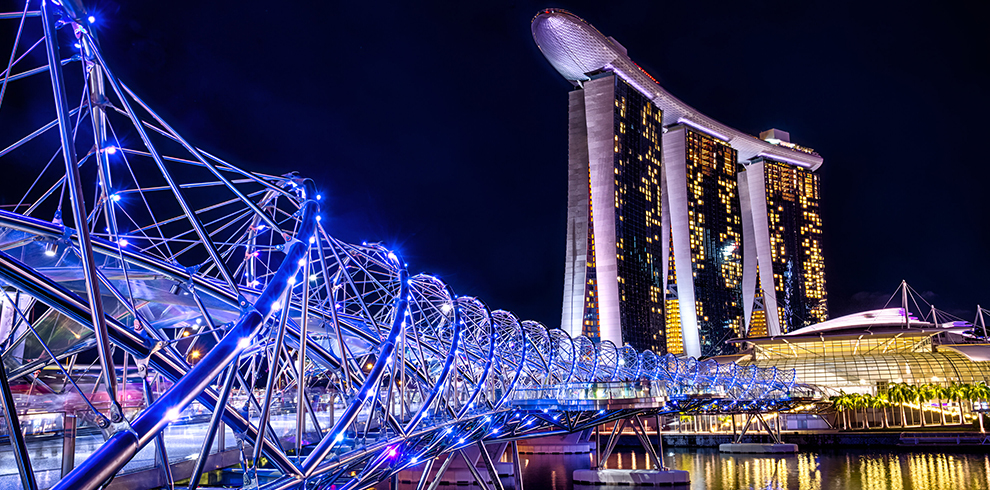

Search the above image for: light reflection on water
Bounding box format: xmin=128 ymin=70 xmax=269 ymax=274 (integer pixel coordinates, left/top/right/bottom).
xmin=515 ymin=448 xmax=990 ymax=490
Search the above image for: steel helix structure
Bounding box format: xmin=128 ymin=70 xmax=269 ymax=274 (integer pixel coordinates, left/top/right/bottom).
xmin=0 ymin=3 xmax=797 ymax=490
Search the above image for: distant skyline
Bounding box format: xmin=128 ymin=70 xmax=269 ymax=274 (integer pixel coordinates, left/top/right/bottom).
xmin=2 ymin=0 xmax=987 ymax=330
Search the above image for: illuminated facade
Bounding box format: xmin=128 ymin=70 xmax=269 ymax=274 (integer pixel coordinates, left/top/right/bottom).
xmin=734 ymin=309 xmax=990 ymax=393
xmin=740 ymin=130 xmax=828 ymax=336
xmin=663 ymin=125 xmax=745 ymax=357
xmin=561 ymin=73 xmax=665 ymax=352
xmin=533 ymin=9 xmax=825 ymax=358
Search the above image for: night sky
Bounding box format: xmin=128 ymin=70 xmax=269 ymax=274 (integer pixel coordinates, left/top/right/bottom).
xmin=5 ymin=1 xmax=990 ymax=327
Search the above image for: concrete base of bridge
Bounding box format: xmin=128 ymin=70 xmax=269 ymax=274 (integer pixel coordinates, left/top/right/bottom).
xmin=719 ymin=443 xmax=798 ymax=454
xmin=573 ymin=469 xmax=690 ymax=486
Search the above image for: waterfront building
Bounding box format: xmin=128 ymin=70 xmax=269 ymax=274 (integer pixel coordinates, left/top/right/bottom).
xmin=560 ymin=73 xmax=666 ymax=352
xmin=732 ymin=309 xmax=990 ymax=393
xmin=533 ymin=10 xmax=823 ymax=357
xmin=662 ymin=124 xmax=744 ymax=357
xmin=740 ymin=129 xmax=828 ymax=337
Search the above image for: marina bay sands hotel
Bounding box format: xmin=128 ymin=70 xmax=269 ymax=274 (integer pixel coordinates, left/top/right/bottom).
xmin=533 ymin=10 xmax=827 ymax=358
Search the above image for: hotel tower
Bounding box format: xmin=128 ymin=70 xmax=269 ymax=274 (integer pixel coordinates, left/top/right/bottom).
xmin=533 ymin=9 xmax=827 ymax=357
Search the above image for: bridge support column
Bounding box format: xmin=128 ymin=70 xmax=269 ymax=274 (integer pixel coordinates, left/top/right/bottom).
xmin=575 ymin=416 xmax=689 ymax=486
xmin=476 ymin=442 xmax=506 ymax=490
xmin=511 ymin=441 xmax=524 ymax=490
xmin=0 ymin=347 xmax=37 ymax=490
xmin=720 ymin=412 xmax=797 ymax=454
xmin=62 ymin=414 xmax=76 ymax=478
xmin=398 ymin=446 xmax=514 ymax=489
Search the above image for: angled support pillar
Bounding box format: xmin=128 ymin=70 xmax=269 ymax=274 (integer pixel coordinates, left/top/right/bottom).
xmin=0 ymin=347 xmax=37 ymax=490
xmin=631 ymin=415 xmax=662 ymax=470
xmin=735 ymin=413 xmax=755 ymax=444
xmin=511 ymin=440 xmax=524 ymax=490
xmin=415 ymin=458 xmax=435 ymax=490
xmin=460 ymin=450 xmax=493 ymax=490
xmin=41 ymin=0 xmax=120 ymax=425
xmin=756 ymin=413 xmax=782 ymax=444
xmin=296 ymin=253 xmax=312 ymax=461
xmin=189 ymin=360 xmax=239 ymax=490
xmin=425 ymin=454 xmax=457 ymax=490
xmin=599 ymin=418 xmax=627 ymax=467
xmin=476 ymin=441 xmax=506 ymax=490
xmin=143 ymin=378 xmax=174 ymax=490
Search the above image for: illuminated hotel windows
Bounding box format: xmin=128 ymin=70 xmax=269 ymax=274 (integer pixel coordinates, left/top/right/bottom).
xmin=742 ymin=156 xmax=828 ymax=336
xmin=663 ymin=125 xmax=744 ymax=357
xmin=562 ymin=73 xmax=665 ymax=354
xmin=557 ymin=68 xmax=825 ymax=356
xmin=610 ymin=76 xmax=666 ymax=353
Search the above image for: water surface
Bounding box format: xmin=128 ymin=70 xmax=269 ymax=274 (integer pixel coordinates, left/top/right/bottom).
xmin=517 ymin=447 xmax=990 ymax=490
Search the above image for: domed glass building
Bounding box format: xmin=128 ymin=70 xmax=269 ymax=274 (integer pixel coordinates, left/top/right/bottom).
xmin=728 ymin=309 xmax=990 ymax=394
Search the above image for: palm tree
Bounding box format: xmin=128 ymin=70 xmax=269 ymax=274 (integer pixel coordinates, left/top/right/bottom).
xmin=933 ymin=383 xmax=948 ymax=426
xmin=871 ymin=393 xmax=890 ymax=429
xmin=858 ymin=394 xmax=872 ymax=429
xmin=831 ymin=393 xmax=852 ymax=430
xmin=946 ymin=382 xmax=965 ymax=425
xmin=911 ymin=386 xmax=931 ymax=427
xmin=888 ymin=383 xmax=909 ymax=428
xmin=970 ymin=381 xmax=990 ymax=433
xmin=923 ymin=384 xmax=938 ymax=425
xmin=846 ymin=393 xmax=869 ymax=430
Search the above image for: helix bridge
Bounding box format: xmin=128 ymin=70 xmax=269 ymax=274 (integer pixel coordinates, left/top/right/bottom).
xmin=0 ymin=3 xmax=803 ymax=489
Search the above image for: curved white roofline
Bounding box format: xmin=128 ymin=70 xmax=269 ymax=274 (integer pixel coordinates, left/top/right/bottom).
xmin=784 ymin=308 xmax=919 ymax=336
xmin=532 ymin=9 xmax=823 ymax=170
